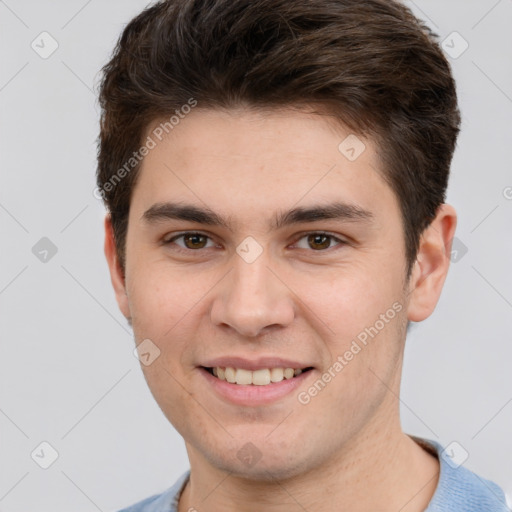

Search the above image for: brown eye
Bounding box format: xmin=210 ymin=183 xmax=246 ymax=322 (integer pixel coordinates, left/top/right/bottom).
xmin=307 ymin=234 xmax=332 ymax=250
xmin=164 ymin=232 xmax=214 ymax=251
xmin=182 ymin=233 xmax=208 ymax=249
xmin=293 ymin=232 xmax=346 ymax=252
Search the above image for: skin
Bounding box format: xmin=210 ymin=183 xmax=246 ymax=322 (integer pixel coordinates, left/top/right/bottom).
xmin=104 ymin=106 xmax=457 ymax=511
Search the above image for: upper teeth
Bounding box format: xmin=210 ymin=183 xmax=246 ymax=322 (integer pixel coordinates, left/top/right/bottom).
xmin=212 ymin=367 xmax=303 ymax=385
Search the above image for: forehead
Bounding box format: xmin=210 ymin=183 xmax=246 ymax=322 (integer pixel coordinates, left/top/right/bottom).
xmin=145 ymin=106 xmax=367 ymax=169
xmin=131 ymin=107 xmax=399 ymax=230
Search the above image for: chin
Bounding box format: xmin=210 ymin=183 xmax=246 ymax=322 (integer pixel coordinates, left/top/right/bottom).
xmin=205 ymin=443 xmax=316 ymax=483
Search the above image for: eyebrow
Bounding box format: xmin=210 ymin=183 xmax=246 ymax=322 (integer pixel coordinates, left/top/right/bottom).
xmin=141 ymin=201 xmax=374 ymax=231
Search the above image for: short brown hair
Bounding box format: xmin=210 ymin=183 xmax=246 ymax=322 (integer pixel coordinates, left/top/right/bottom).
xmin=96 ymin=0 xmax=461 ymax=277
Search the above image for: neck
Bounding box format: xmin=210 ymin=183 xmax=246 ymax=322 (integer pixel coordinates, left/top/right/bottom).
xmin=178 ymin=423 xmax=439 ymax=512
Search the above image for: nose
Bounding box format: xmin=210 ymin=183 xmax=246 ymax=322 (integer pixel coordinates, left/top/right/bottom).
xmin=210 ymin=248 xmax=295 ymax=338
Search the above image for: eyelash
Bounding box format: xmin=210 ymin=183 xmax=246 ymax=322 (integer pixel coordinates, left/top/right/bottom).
xmin=162 ymin=231 xmax=347 ymax=254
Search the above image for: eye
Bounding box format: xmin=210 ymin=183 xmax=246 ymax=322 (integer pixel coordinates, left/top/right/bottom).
xmin=163 ymin=232 xmax=216 ymax=251
xmin=293 ymin=232 xmax=346 ymax=251
xmin=162 ymin=231 xmax=347 ymax=254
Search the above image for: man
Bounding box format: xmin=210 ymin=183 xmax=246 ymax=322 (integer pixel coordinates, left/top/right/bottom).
xmin=96 ymin=0 xmax=510 ymax=510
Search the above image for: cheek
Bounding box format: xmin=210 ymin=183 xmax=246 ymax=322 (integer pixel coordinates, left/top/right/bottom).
xmin=296 ymin=265 xmax=406 ymax=388
xmin=128 ymin=270 xmax=203 ymax=425
xmin=294 ymin=266 xmax=397 ymax=340
xmin=141 ymin=362 xmax=201 ymax=441
xmin=126 ymin=260 xmax=204 ymax=334
xmin=127 ymin=263 xmax=220 ymax=383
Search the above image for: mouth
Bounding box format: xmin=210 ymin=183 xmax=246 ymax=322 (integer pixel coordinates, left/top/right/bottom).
xmin=201 ymin=366 xmax=314 ymax=386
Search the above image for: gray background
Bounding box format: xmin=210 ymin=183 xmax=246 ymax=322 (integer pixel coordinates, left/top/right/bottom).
xmin=0 ymin=1 xmax=511 ymax=510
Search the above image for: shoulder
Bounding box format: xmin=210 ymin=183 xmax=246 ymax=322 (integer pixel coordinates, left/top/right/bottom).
xmin=433 ymin=463 xmax=510 ymax=511
xmin=117 ymin=471 xmax=190 ymax=512
xmin=412 ymin=436 xmax=510 ymax=512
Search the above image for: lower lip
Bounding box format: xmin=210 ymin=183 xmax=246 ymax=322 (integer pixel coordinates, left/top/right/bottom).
xmin=199 ymin=367 xmax=313 ymax=406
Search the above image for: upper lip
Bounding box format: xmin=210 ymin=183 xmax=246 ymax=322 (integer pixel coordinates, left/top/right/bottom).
xmin=200 ymin=356 xmax=314 ymax=371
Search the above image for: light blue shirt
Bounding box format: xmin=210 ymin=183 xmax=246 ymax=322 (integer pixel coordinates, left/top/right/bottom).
xmin=118 ymin=436 xmax=510 ymax=511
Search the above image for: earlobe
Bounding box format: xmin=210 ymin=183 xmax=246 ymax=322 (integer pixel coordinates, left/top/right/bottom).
xmin=103 ymin=214 xmax=131 ymax=320
xmin=407 ymin=204 xmax=457 ymax=322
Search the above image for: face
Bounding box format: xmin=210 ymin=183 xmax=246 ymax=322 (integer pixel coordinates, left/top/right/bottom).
xmin=106 ymin=107 xmax=439 ymax=481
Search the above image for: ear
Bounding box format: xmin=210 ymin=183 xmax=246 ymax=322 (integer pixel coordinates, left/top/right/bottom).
xmin=407 ymin=203 xmax=457 ymax=322
xmin=103 ymin=214 xmax=131 ymax=320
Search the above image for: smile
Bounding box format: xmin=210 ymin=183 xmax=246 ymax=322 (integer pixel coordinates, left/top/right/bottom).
xmin=199 ymin=365 xmax=315 ymax=406
xmin=204 ymin=366 xmax=314 ymax=386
